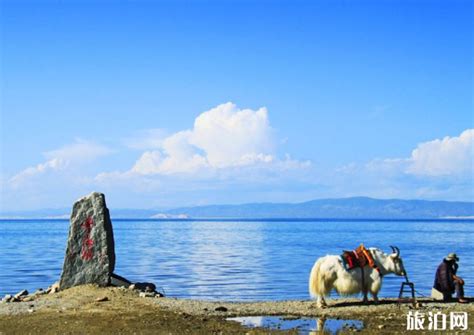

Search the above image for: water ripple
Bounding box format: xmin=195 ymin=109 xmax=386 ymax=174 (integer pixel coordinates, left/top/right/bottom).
xmin=0 ymin=219 xmax=472 ymax=300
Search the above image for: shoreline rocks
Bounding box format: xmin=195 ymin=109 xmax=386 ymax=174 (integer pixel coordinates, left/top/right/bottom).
xmin=2 ymin=283 xmax=61 ymax=303
xmin=14 ymin=290 xmax=28 ymax=300
xmin=47 ymin=282 xmax=60 ymax=294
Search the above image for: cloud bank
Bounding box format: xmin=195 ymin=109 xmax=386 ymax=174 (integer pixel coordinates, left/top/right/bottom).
xmin=9 ymin=139 xmax=112 ymax=187
xmin=130 ymin=102 xmax=278 ymax=175
xmin=2 ymin=102 xmax=472 ymax=211
xmin=407 ymin=129 xmax=473 ymax=177
xmin=332 ymin=128 xmax=474 ymax=200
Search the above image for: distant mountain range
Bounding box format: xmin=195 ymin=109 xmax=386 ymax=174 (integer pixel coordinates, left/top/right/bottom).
xmin=1 ymin=197 xmax=473 ymax=219
xmin=163 ymin=197 xmax=474 ymax=219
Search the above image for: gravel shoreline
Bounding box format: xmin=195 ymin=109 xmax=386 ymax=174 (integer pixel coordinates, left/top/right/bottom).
xmin=0 ymin=285 xmax=472 ymax=334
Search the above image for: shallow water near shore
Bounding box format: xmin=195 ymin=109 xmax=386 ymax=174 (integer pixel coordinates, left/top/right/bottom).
xmin=0 ymin=219 xmax=473 ymax=300
xmin=227 ymin=316 xmax=364 ymax=334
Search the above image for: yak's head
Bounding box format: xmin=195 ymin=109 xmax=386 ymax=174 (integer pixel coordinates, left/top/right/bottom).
xmin=383 ymin=246 xmax=406 ymax=276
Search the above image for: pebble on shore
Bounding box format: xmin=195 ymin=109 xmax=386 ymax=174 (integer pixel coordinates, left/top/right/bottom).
xmin=2 ymin=281 xmax=62 ymax=304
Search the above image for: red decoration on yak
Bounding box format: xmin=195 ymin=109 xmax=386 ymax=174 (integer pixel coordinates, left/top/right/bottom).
xmin=81 ymin=216 xmax=94 ymax=260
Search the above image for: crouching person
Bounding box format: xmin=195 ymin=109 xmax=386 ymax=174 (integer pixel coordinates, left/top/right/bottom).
xmin=433 ymin=253 xmax=468 ymax=303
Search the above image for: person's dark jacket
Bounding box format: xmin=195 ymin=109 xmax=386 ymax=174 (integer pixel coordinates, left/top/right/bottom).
xmin=434 ymin=260 xmax=456 ymax=293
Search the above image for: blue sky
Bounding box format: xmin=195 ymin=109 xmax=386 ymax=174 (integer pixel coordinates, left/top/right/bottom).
xmin=1 ymin=0 xmax=472 ymax=211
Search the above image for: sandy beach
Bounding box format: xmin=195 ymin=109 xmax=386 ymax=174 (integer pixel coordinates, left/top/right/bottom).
xmin=0 ymin=285 xmax=472 ymax=334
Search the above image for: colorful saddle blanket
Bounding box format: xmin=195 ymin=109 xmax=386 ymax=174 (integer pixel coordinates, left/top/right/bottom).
xmin=341 ymin=244 xmax=375 ymax=271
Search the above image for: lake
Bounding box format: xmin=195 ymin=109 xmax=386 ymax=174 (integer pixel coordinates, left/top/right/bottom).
xmin=0 ymin=219 xmax=472 ymax=300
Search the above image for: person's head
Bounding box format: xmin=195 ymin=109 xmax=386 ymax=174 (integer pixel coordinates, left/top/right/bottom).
xmin=445 ymin=253 xmax=459 ymax=263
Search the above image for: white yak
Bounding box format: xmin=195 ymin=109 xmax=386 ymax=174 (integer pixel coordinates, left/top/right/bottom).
xmin=309 ymin=246 xmax=406 ymax=307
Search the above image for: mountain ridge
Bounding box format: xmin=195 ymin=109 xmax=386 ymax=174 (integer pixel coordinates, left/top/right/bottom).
xmin=163 ymin=196 xmax=474 ymax=219
xmin=2 ymin=196 xmax=472 ymax=219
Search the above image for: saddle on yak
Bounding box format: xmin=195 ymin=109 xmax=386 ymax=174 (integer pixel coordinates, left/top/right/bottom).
xmin=341 ymin=243 xmax=376 ymax=271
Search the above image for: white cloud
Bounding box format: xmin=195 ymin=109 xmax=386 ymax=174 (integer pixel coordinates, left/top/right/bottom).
xmin=406 ymin=129 xmax=473 ymax=177
xmin=331 ymin=129 xmax=474 ymax=201
xmin=9 ymin=158 xmax=68 ymax=186
xmin=4 ymin=104 xmax=312 ymax=210
xmin=9 ymin=139 xmax=112 ymax=187
xmin=4 ymin=108 xmax=472 ymax=210
xmin=189 ymin=102 xmax=274 ymax=168
xmin=355 ymin=129 xmax=473 ymax=178
xmin=93 ymin=102 xmax=311 ymax=198
xmin=130 ymin=102 xmax=281 ymax=176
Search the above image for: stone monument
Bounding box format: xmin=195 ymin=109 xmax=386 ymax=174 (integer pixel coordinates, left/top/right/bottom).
xmin=59 ymin=192 xmax=116 ymax=289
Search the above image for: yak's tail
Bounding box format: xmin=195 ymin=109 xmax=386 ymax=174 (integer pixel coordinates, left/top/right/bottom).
xmin=309 ymin=257 xmax=324 ymax=298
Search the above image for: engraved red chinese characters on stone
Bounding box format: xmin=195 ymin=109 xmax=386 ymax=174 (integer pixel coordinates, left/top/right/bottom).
xmin=81 ymin=216 xmax=94 ymax=260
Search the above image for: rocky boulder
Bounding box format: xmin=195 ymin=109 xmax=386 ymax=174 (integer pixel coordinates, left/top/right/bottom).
xmin=59 ymin=192 xmax=116 ymax=289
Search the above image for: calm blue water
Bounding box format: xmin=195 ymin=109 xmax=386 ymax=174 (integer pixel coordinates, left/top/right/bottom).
xmin=0 ymin=219 xmax=472 ymax=301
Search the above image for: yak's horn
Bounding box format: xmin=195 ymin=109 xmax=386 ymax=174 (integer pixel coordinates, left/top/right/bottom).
xmin=390 ymin=245 xmax=400 ymax=258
